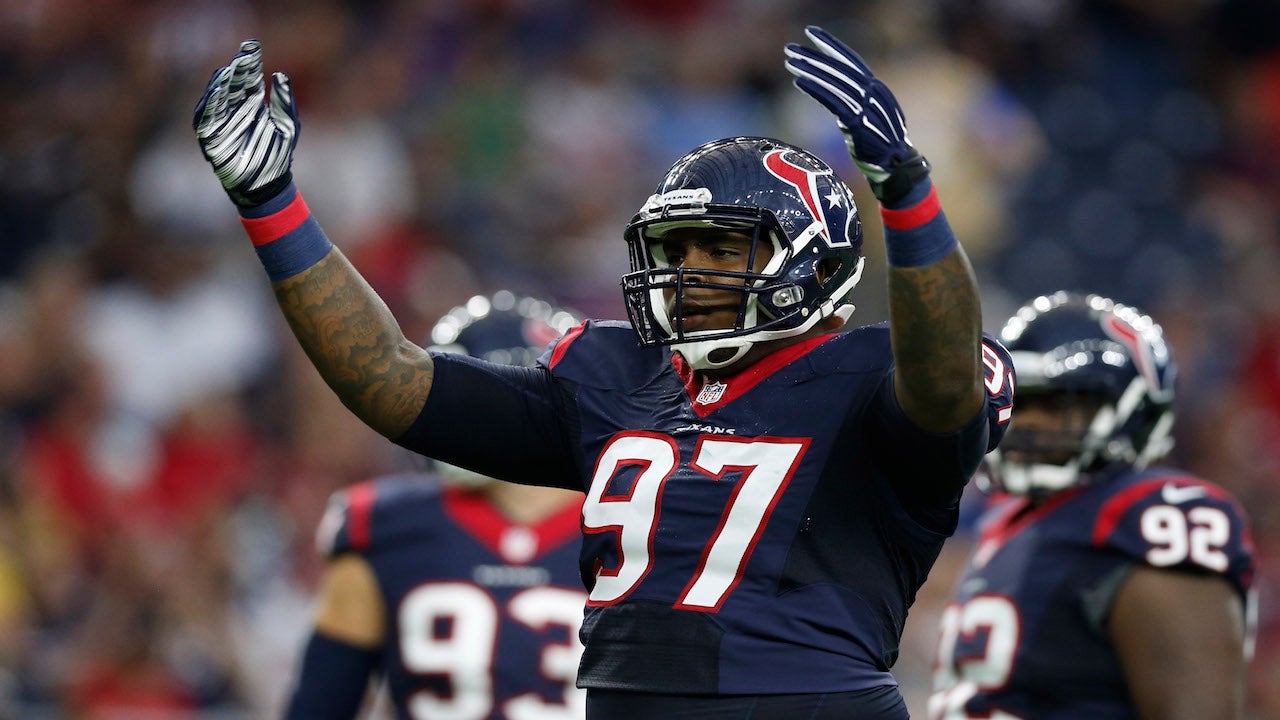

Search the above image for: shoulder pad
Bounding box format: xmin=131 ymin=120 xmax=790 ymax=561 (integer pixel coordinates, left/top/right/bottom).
xmin=1091 ymin=470 xmax=1255 ymax=596
xmin=317 ymin=475 xmax=444 ymax=559
xmin=540 ymin=319 xmax=668 ymax=390
xmin=804 ymin=323 xmax=894 ymax=374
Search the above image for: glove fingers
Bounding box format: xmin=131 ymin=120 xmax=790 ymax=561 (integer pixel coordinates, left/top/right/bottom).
xmin=803 ymin=26 xmax=872 ymax=79
xmin=786 ymin=55 xmax=867 ymax=110
xmin=192 ymin=66 xmax=230 ymax=133
xmin=268 ymin=72 xmax=299 ymax=134
xmin=784 ymin=43 xmax=865 ymax=95
xmin=792 ymin=78 xmax=864 ymax=129
xmin=225 ymin=43 xmax=265 ymax=106
xmin=866 ymin=80 xmax=911 ymax=143
xmin=785 ymin=47 xmax=870 ymax=106
xmin=858 ymin=114 xmax=893 ymax=147
xmin=864 ymin=96 xmax=900 ymax=143
xmin=793 ymin=34 xmax=909 ymax=145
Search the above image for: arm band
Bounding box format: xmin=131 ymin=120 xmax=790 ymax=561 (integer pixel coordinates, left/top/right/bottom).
xmin=880 ymin=180 xmax=958 ymax=268
xmin=283 ymin=631 xmax=380 ymax=720
xmin=239 ymin=182 xmax=333 ymax=281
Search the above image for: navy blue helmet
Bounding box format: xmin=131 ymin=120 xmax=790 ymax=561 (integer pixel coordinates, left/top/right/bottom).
xmin=985 ymin=291 xmax=1176 ymax=495
xmin=622 ymin=136 xmax=864 ymax=371
xmin=428 ymin=291 xmax=582 ymax=367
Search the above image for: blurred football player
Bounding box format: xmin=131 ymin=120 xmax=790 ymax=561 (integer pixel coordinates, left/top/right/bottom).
xmin=196 ymin=26 xmax=1015 ymax=719
xmin=282 ymin=292 xmax=587 ymax=720
xmin=930 ymin=291 xmax=1255 ymax=720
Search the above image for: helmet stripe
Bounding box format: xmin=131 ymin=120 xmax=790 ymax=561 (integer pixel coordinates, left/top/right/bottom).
xmin=1102 ymin=314 xmax=1158 ymax=394
xmin=763 ymin=149 xmax=828 ymax=240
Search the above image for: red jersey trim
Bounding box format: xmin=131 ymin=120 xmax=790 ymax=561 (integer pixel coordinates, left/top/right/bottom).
xmin=345 ymin=481 xmax=377 ymax=552
xmin=443 ymin=486 xmax=582 ymax=560
xmin=547 ymin=321 xmax=589 ymax=370
xmin=673 ymin=333 xmax=838 ymax=418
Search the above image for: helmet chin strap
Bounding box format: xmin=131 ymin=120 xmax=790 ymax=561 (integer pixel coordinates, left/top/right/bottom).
xmin=995 ymin=455 xmax=1082 ymax=495
xmin=673 ymin=302 xmax=858 ymax=372
xmin=673 ymin=337 xmax=754 ymax=372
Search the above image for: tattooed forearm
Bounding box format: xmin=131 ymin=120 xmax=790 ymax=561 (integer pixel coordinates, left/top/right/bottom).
xmin=272 ymin=248 xmax=434 ymax=438
xmin=887 ymin=248 xmax=983 ymax=433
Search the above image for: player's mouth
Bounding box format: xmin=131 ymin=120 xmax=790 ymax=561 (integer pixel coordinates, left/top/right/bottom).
xmin=672 ymin=301 xmax=739 ymax=332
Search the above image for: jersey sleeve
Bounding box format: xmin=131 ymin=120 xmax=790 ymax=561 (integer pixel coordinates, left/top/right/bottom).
xmin=866 ymin=332 xmax=1017 ymax=506
xmin=392 ymin=353 xmax=581 ymax=490
xmin=1091 ymin=475 xmax=1255 ymax=598
xmin=980 ymin=335 xmax=1016 ymax=453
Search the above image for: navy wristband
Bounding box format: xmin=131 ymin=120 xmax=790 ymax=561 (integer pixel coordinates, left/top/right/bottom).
xmin=880 ymin=181 xmax=958 ymax=268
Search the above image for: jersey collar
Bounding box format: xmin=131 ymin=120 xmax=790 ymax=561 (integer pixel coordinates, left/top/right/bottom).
xmin=672 ymin=333 xmax=837 ymax=417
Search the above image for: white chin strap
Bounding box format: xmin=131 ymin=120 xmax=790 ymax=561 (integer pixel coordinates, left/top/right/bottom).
xmin=673 ymin=337 xmax=754 ymax=372
xmin=991 ymin=452 xmax=1082 ymax=495
xmin=673 ymin=301 xmax=858 ymax=371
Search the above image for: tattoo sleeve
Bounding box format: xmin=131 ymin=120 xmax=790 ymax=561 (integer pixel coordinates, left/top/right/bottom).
xmin=271 ymin=247 xmax=434 ymax=439
xmin=887 ymin=248 xmax=984 ymax=434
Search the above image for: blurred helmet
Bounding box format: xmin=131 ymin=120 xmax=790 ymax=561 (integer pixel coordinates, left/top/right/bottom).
xmin=622 ymin=136 xmax=864 ymax=371
xmin=428 ymin=290 xmax=582 ymax=367
xmin=427 ymin=291 xmax=582 ymax=485
xmin=984 ymin=291 xmax=1176 ymax=496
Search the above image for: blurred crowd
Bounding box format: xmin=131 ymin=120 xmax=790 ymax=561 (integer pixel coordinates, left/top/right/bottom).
xmin=1 ymin=0 xmax=1278 ymax=717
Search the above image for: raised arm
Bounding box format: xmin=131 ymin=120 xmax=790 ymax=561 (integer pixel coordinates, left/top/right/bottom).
xmin=786 ymin=27 xmax=984 ymax=433
xmin=193 ymin=41 xmax=432 ymax=438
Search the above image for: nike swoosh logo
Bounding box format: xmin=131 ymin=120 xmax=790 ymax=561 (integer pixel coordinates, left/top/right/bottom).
xmin=1161 ymin=482 xmax=1208 ymax=504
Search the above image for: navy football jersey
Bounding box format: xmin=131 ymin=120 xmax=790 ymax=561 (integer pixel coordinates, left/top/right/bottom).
xmin=319 ymin=475 xmax=587 ymax=720
xmin=929 ymin=467 xmax=1255 ymax=720
xmin=400 ymin=320 xmax=1014 ymax=697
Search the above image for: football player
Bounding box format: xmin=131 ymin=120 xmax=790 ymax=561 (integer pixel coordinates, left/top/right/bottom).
xmin=930 ymin=292 xmax=1255 ymax=720
xmin=195 ymin=26 xmax=1014 ymax=719
xmin=282 ymin=292 xmax=587 ymax=720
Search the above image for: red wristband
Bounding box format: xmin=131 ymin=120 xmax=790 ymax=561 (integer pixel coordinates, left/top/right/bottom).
xmin=880 ymin=185 xmax=941 ymax=231
xmin=241 ymin=192 xmax=312 ymax=246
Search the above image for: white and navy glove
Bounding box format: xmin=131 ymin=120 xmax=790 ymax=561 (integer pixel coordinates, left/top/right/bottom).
xmin=785 ymin=26 xmax=929 ymax=205
xmin=193 ymin=40 xmax=299 ymax=208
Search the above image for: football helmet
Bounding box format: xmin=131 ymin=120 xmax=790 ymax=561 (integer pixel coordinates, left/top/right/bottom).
xmin=984 ymin=291 xmax=1176 ymax=495
xmin=428 ymin=290 xmax=582 ymax=367
xmin=622 ymin=136 xmax=865 ymax=371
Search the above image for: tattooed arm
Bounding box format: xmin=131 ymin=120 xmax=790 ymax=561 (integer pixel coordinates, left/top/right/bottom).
xmin=786 ymin=27 xmax=983 ymax=434
xmin=888 ymin=248 xmax=983 ymax=434
xmin=273 ymin=248 xmax=433 ymax=439
xmin=192 ymin=42 xmax=434 ymax=439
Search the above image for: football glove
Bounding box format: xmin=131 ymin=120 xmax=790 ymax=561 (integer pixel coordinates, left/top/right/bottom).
xmin=193 ymin=40 xmax=299 ymax=208
xmin=785 ymin=26 xmax=929 ymax=205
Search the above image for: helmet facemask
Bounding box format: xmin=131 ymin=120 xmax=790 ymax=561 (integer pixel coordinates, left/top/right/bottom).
xmin=624 ymin=208 xmax=862 ymax=370
xmin=984 ymin=390 xmax=1108 ymax=496
xmin=622 ymin=137 xmax=865 ymax=373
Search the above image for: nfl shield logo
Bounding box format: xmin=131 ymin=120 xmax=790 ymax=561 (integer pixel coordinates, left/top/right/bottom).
xmin=696 ymin=381 xmax=727 ymax=405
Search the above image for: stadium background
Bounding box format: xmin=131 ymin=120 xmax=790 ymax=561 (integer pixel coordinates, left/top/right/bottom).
xmin=1 ymin=0 xmax=1278 ymax=716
